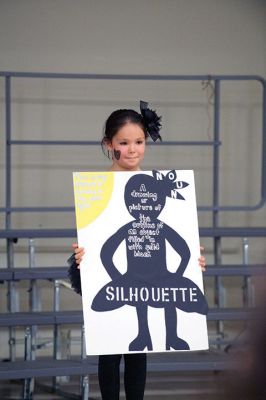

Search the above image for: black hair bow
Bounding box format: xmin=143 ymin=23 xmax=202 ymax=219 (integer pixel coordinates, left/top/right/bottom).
xmin=140 ymin=100 xmax=162 ymax=142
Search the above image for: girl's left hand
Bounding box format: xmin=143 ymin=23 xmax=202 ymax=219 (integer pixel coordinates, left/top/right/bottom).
xmin=198 ymin=245 xmax=206 ymax=271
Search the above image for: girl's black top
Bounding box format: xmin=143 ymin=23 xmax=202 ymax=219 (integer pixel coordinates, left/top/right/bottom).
xmin=67 ymin=254 xmax=82 ymax=295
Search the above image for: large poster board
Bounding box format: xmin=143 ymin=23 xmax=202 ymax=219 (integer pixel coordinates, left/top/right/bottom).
xmin=73 ymin=170 xmax=208 ymax=355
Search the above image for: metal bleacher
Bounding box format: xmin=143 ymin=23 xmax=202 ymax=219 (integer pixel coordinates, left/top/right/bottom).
xmin=0 ymin=71 xmax=266 ymax=399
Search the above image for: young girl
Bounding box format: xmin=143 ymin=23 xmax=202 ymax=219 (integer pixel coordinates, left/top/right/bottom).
xmin=68 ymin=102 xmax=206 ymax=400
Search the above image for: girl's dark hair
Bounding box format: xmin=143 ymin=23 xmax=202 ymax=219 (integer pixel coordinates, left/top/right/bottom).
xmin=101 ymin=103 xmax=162 ymax=158
xmin=101 ymin=109 xmax=148 ymax=157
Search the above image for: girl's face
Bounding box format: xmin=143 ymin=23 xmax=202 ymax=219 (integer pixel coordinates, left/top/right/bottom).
xmin=107 ymin=123 xmax=146 ymax=171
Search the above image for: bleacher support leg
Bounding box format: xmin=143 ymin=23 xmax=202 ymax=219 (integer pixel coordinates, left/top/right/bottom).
xmin=22 ymin=326 xmax=34 ymax=399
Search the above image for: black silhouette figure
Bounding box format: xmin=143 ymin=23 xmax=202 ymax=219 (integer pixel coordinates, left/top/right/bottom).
xmin=92 ymin=170 xmax=208 ymax=351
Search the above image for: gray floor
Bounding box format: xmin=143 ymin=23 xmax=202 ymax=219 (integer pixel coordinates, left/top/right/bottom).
xmin=0 ymin=371 xmax=226 ymax=399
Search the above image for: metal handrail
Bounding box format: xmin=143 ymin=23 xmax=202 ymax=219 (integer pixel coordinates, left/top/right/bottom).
xmin=1 ymin=71 xmax=266 ymax=216
xmin=0 ymin=71 xmax=265 ymax=82
xmin=1 ymin=227 xmax=266 ymax=239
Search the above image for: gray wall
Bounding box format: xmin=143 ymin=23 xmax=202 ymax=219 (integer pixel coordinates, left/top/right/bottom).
xmin=0 ymin=0 xmax=265 ymax=74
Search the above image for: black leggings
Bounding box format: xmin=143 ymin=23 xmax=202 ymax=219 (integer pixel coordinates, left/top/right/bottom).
xmin=98 ymin=353 xmax=147 ymax=400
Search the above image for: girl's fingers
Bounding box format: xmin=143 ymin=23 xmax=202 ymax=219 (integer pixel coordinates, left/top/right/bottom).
xmin=75 ymin=247 xmax=84 ymax=254
xmin=199 ymin=246 xmax=206 ymax=271
xmin=198 ymin=256 xmax=206 ymax=271
xmin=75 ymin=253 xmax=83 ymax=262
xmin=72 ymin=243 xmax=85 ymax=267
xmin=75 ymin=248 xmax=85 ymax=265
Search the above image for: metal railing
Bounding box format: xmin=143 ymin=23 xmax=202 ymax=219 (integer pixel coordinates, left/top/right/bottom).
xmin=0 ymin=71 xmax=266 ymax=379
xmin=1 ymin=72 xmax=266 ymax=219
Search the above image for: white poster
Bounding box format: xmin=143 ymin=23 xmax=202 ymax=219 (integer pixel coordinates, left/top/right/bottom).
xmin=73 ymin=170 xmax=209 ymax=355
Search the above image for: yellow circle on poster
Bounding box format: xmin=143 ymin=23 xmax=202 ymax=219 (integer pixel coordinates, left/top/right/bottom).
xmin=73 ymin=172 xmax=114 ymax=230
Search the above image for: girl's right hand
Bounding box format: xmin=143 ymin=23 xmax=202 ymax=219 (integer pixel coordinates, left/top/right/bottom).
xmin=72 ymin=243 xmax=85 ymax=269
xmin=198 ymin=246 xmax=206 ymax=272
